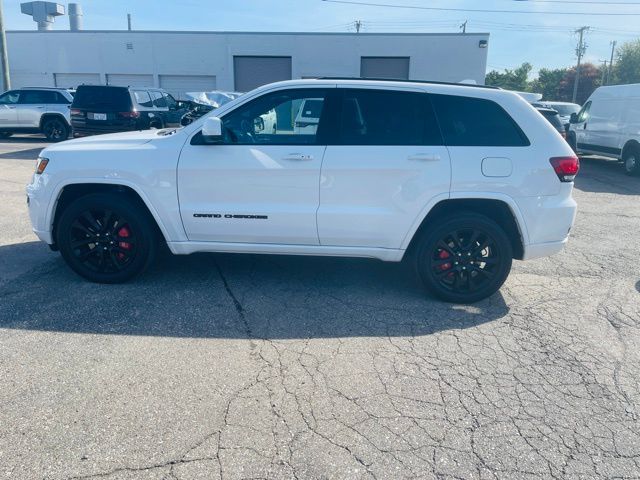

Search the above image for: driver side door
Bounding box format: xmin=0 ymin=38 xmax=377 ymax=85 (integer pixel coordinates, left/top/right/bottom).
xmin=178 ymin=87 xmax=333 ymax=245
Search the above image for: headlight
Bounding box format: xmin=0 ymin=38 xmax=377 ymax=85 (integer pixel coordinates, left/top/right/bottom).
xmin=35 ymin=157 xmax=49 ymax=175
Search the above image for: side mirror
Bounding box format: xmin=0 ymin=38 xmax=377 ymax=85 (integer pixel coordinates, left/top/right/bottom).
xmin=569 ymin=113 xmax=578 ymax=123
xmin=202 ymin=116 xmax=223 ymax=143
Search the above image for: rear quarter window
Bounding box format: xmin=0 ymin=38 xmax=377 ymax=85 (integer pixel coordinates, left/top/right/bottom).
xmin=133 ymin=90 xmax=153 ymax=108
xmin=431 ymin=94 xmax=530 ymax=147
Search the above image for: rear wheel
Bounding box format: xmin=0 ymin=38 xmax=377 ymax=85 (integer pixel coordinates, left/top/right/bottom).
xmin=623 ymin=146 xmax=640 ymax=176
xmin=415 ymin=213 xmax=513 ymax=303
xmin=568 ymin=132 xmax=578 ymax=154
xmin=42 ymin=117 xmax=69 ymax=142
xmin=56 ymin=193 xmax=157 ymax=283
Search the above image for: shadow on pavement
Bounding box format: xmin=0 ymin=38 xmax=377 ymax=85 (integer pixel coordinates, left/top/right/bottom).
xmin=574 ymin=156 xmax=640 ymax=196
xmin=0 ymin=147 xmax=45 ymax=160
xmin=0 ymin=241 xmax=510 ymax=340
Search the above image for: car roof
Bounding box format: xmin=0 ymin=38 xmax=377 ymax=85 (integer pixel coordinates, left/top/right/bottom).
xmin=19 ymin=86 xmax=70 ymax=91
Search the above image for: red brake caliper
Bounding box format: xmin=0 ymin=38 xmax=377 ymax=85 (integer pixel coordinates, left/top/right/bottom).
xmin=438 ymin=249 xmax=453 ymax=275
xmin=117 ymin=226 xmax=132 ymax=260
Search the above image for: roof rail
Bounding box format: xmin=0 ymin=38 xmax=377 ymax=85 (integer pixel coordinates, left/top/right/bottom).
xmin=315 ymin=77 xmax=500 ymax=90
xmin=20 ymin=86 xmax=70 ymax=90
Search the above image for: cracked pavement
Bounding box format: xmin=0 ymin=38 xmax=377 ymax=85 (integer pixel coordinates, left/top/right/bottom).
xmin=0 ymin=137 xmax=639 ymax=479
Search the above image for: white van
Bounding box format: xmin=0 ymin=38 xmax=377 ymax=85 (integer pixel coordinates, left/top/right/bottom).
xmin=568 ymin=83 xmax=640 ymax=176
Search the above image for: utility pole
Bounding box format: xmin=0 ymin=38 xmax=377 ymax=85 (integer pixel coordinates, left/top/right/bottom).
xmin=608 ymin=40 xmax=617 ymax=85
xmin=460 ymin=20 xmax=467 ymax=33
xmin=354 ymin=20 xmax=362 ymax=33
xmin=600 ymin=60 xmax=608 ymax=85
xmin=127 ymin=13 xmax=132 ymax=31
xmin=572 ymin=26 xmax=589 ymax=104
xmin=0 ymin=0 xmax=10 ymax=91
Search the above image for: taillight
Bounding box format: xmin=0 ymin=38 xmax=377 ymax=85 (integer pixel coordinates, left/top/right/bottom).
xmin=118 ymin=111 xmax=140 ymax=119
xmin=550 ymin=156 xmax=580 ymax=182
xmin=70 ymin=108 xmax=81 ymax=116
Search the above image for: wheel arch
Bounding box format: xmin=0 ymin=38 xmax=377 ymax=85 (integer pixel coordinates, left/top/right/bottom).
xmin=404 ymin=197 xmax=526 ymax=260
xmin=39 ymin=112 xmax=70 ymax=130
xmin=621 ymin=139 xmax=640 ymax=160
xmin=49 ymin=181 xmax=171 ymax=249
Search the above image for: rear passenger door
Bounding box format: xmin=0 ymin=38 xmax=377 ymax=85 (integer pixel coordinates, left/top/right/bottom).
xmin=317 ymin=87 xmax=450 ymax=249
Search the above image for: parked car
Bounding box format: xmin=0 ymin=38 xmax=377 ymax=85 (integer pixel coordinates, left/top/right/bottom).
xmin=27 ymin=78 xmax=579 ymax=303
xmin=568 ymin=83 xmax=640 ymax=176
xmin=0 ymin=87 xmax=73 ymax=141
xmin=70 ymin=85 xmax=189 ymax=137
xmin=536 ymin=107 xmax=567 ymax=139
xmin=533 ymin=101 xmax=580 ymax=127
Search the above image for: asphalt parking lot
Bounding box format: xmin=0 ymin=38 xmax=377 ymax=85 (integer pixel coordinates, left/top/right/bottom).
xmin=0 ymin=134 xmax=639 ymax=480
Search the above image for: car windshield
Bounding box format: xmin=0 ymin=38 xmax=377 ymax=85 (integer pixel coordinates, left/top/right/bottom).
xmin=72 ymin=86 xmax=132 ymax=111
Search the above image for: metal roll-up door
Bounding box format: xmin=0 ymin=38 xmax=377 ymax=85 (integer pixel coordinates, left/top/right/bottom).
xmin=360 ymin=57 xmax=410 ymax=80
xmin=159 ymin=75 xmax=217 ymax=99
xmin=54 ymin=73 xmax=101 ymax=88
xmin=106 ymin=74 xmax=154 ymax=87
xmin=233 ymin=56 xmax=292 ymax=92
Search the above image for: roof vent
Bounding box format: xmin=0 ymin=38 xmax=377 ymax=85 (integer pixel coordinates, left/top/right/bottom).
xmin=68 ymin=3 xmax=83 ymax=31
xmin=20 ymin=1 xmax=65 ymax=31
xmin=126 ymin=42 xmax=134 ymax=50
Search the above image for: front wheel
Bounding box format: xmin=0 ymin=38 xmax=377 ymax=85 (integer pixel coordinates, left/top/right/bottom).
xmin=623 ymin=147 xmax=640 ymax=176
xmin=42 ymin=117 xmax=69 ymax=142
xmin=415 ymin=213 xmax=513 ymax=303
xmin=56 ymin=193 xmax=157 ymax=283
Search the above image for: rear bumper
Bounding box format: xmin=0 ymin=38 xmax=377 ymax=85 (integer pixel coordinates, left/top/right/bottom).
xmin=522 ymin=238 xmax=567 ymax=260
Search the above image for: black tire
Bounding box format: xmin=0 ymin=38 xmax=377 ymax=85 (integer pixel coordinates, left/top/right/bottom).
xmin=622 ymin=146 xmax=640 ymax=176
xmin=415 ymin=213 xmax=513 ymax=304
xmin=42 ymin=117 xmax=69 ymax=142
xmin=56 ymin=193 xmax=157 ymax=283
xmin=0 ymin=131 xmax=13 ymax=139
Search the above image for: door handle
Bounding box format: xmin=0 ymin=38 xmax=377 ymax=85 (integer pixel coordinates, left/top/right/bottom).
xmin=408 ymin=153 xmax=441 ymax=162
xmin=583 ymin=123 xmax=587 ymax=130
xmin=282 ymin=153 xmax=313 ymax=161
xmin=7 ymin=106 xmax=15 ymax=109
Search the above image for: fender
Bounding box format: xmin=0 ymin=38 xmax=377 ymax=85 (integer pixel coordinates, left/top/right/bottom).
xmin=399 ymin=191 xmax=531 ymax=250
xmin=45 ymin=177 xmax=187 ymax=249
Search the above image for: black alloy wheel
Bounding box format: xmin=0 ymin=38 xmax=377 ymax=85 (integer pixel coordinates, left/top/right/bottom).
xmin=43 ymin=117 xmax=69 ymax=142
xmin=416 ymin=213 xmax=512 ymax=303
xmin=57 ymin=193 xmax=157 ymax=283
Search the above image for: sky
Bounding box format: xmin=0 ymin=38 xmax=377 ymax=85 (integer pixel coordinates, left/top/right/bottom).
xmin=4 ymin=0 xmax=640 ymax=78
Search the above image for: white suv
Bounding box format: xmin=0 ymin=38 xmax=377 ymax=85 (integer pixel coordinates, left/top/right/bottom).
xmin=0 ymin=87 xmax=73 ymax=141
xmin=27 ymin=79 xmax=579 ymax=303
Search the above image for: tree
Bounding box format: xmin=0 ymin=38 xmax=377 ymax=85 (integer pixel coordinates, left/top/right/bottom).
xmin=613 ymin=39 xmax=640 ymax=85
xmin=485 ymin=63 xmax=533 ymax=91
xmin=529 ymin=67 xmax=568 ymax=100
xmin=557 ymin=63 xmax=602 ymax=104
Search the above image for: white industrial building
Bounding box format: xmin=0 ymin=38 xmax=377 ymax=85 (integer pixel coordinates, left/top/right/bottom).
xmin=6 ymin=30 xmax=490 ymax=98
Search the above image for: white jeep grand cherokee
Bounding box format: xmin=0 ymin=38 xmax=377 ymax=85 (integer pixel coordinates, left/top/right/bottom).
xmin=27 ymin=79 xmax=579 ymax=303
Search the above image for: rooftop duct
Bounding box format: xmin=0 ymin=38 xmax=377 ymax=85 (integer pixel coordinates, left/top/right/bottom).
xmin=68 ymin=3 xmax=82 ymax=31
xmin=20 ymin=1 xmax=65 ymax=31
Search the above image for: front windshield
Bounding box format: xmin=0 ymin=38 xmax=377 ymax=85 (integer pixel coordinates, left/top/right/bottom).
xmin=553 ymin=104 xmax=580 ymax=116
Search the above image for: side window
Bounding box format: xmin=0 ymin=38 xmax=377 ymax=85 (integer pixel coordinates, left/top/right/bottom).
xmin=132 ymin=90 xmax=153 ymax=108
xmin=577 ymin=101 xmax=591 ymax=123
xmin=20 ymin=90 xmax=57 ymax=104
xmin=54 ymin=92 xmax=70 ymax=104
xmin=338 ymin=89 xmax=442 ymax=145
xmin=164 ymin=93 xmax=177 ymax=109
xmin=221 ymin=88 xmax=328 ymax=145
xmin=0 ymin=91 xmax=20 ymax=104
xmin=430 ymin=94 xmax=529 ymax=147
xmin=151 ymin=91 xmax=167 ymax=108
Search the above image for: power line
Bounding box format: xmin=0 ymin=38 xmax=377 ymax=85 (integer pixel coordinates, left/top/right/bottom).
xmin=321 ymin=0 xmax=640 ymax=16
xmin=511 ymin=0 xmax=640 ymax=4
xmin=572 ymin=26 xmax=589 ymax=103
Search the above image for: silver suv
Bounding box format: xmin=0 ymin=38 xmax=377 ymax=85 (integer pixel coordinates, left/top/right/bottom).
xmin=0 ymin=87 xmax=73 ymax=142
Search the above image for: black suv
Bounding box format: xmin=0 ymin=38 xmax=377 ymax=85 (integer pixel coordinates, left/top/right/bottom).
xmin=71 ymin=85 xmax=189 ymax=137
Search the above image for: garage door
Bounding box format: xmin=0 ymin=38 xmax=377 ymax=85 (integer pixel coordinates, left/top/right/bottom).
xmin=360 ymin=57 xmax=410 ymax=80
xmin=54 ymin=73 xmax=101 ymax=88
xmin=159 ymin=75 xmax=217 ymax=100
xmin=234 ymin=56 xmax=292 ymax=93
xmin=106 ymin=74 xmax=154 ymax=87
